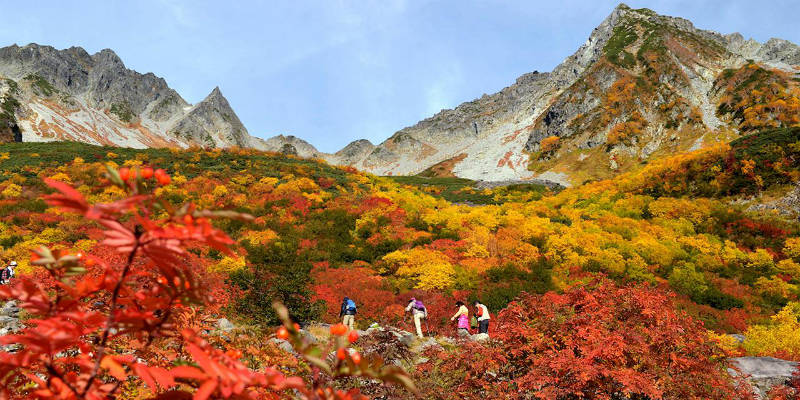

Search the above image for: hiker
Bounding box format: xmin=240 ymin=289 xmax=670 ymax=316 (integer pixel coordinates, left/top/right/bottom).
xmin=474 ymin=300 xmax=491 ymax=335
xmin=0 ymin=261 xmax=14 ymax=285
xmin=339 ymin=296 xmax=357 ymax=330
xmin=451 ymin=301 xmax=470 ymax=337
xmin=405 ymin=298 xmax=427 ymax=338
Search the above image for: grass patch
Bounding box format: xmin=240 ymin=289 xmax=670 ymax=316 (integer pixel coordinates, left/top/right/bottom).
xmin=109 ymin=102 xmax=135 ymax=123
xmin=24 ymin=74 xmax=56 ymax=97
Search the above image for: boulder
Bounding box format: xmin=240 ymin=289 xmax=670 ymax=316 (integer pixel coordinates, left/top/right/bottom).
xmin=730 ymin=356 xmax=799 ymax=397
xmin=269 ymin=338 xmax=296 ymax=354
xmin=215 ymin=318 xmax=235 ymax=333
xmin=470 ymin=333 xmax=490 ymax=342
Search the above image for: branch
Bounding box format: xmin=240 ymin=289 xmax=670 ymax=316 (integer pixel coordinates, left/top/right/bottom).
xmin=82 ymin=230 xmax=141 ymax=396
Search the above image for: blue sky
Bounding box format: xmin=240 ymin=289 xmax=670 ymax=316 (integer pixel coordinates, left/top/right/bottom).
xmin=1 ymin=1 xmax=798 ymax=152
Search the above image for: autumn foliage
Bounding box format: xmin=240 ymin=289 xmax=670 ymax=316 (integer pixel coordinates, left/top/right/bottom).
xmin=0 ymin=166 xmax=412 ymax=399
xmin=414 ymin=280 xmax=754 ymax=400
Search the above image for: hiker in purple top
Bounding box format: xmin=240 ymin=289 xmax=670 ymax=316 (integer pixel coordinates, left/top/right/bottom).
xmin=405 ymin=298 xmax=427 ymax=338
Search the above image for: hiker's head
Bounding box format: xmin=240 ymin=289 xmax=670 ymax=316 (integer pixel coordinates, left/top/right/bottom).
xmin=343 ymin=296 xmax=349 ymax=301
xmin=8 ymin=261 xmax=16 ymax=268
xmin=455 ymin=301 xmax=464 ymax=307
xmin=473 ymin=300 xmax=480 ymax=306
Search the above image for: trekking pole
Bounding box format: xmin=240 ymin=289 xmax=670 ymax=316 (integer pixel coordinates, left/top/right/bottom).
xmin=425 ymin=318 xmax=430 ymax=337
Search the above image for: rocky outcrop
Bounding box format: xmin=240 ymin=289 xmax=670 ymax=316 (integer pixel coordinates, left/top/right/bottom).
xmin=254 ymin=134 xmax=323 ymax=158
xmin=0 ymin=43 xmax=259 ymax=149
xmin=745 ymin=183 xmax=800 ymax=217
xmin=325 ymin=139 xmax=375 ymax=165
xmin=0 ymin=301 xmax=22 ymax=352
xmin=730 ymin=357 xmax=799 ymax=398
xmin=168 ymin=87 xmax=252 ymax=148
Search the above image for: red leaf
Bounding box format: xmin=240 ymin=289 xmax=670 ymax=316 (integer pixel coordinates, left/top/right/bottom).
xmin=194 ymin=379 xmax=217 ymax=400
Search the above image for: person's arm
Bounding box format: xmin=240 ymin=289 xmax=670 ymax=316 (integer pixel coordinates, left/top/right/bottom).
xmin=339 ymin=302 xmax=345 ymax=317
xmin=405 ymin=302 xmax=413 ymax=312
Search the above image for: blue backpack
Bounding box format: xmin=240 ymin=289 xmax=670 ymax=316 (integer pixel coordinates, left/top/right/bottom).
xmin=345 ymin=298 xmax=357 ymax=312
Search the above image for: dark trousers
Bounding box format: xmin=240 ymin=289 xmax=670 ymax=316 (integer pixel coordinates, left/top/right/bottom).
xmin=478 ymin=320 xmax=489 ymax=334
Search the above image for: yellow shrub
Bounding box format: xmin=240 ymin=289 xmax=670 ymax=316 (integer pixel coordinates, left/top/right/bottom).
xmin=784 ymin=237 xmax=800 ymax=260
xmin=48 ymin=172 xmax=72 ymax=183
xmin=1 ymin=183 xmax=22 ymax=199
xmin=212 ymin=256 xmax=246 ymax=274
xmin=383 ymin=248 xmax=455 ymax=290
xmin=212 ymin=185 xmax=229 ymax=198
xmin=743 ymin=302 xmax=800 ymax=358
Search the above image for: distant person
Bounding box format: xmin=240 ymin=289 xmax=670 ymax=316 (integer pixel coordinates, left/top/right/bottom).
xmin=451 ymin=301 xmax=470 ymax=337
xmin=339 ymin=296 xmax=357 ymax=330
xmin=0 ymin=261 xmax=14 ymax=284
xmin=474 ymin=300 xmax=490 ymax=335
xmin=405 ymin=298 xmax=427 ymax=338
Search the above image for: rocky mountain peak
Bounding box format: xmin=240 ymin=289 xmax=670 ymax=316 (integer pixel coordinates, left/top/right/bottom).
xmin=168 ymin=86 xmax=252 ymax=148
xmin=322 ymin=4 xmax=800 ymax=185
xmin=91 ymin=48 xmax=124 ymax=67
xmin=0 ymin=42 xmax=261 ymax=149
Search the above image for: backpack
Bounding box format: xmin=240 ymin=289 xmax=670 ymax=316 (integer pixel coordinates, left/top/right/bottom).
xmin=413 ymin=300 xmax=425 ymax=311
xmin=345 ymin=298 xmax=357 ymax=312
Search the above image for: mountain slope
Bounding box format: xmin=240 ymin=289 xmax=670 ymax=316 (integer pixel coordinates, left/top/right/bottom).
xmin=334 ymin=4 xmax=800 ymax=185
xmin=0 ymin=43 xmax=259 ymax=148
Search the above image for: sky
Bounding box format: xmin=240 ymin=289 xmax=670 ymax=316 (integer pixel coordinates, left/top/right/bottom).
xmin=0 ymin=1 xmax=798 ymax=152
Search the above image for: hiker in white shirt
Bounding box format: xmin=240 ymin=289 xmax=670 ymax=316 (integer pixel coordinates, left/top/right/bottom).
xmin=474 ymin=301 xmax=490 ymax=335
xmin=1 ymin=261 xmax=15 ymax=284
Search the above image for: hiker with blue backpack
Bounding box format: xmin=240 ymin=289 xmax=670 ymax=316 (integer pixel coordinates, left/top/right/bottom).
xmin=340 ymin=297 xmax=357 ymax=330
xmin=405 ymin=298 xmax=427 ymax=338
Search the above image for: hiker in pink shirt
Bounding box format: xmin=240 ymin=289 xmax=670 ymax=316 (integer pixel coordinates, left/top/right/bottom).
xmin=451 ymin=301 xmax=470 ymax=337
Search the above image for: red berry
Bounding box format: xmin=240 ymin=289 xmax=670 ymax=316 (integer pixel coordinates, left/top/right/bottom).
xmin=183 ymin=214 xmax=193 ymax=225
xmin=330 ymin=324 xmax=348 ymax=336
xmin=119 ymin=168 xmax=130 ymax=181
xmin=276 ymin=326 xmax=289 ymax=340
xmin=336 ymin=348 xmax=347 ymax=360
xmin=293 ymin=323 xmax=301 ymax=331
xmin=141 ymin=167 xmax=154 ymax=179
xmin=348 ymin=330 xmax=359 ymax=343
xmin=350 ymin=351 xmax=361 ymax=364
xmin=155 ymin=169 xmax=171 ymax=185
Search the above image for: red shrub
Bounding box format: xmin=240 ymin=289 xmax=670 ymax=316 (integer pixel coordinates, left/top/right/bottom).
xmin=0 ymin=171 xmax=413 ymax=399
xmin=312 ymin=267 xmax=396 ymax=325
xmin=416 ymin=280 xmax=755 ymax=399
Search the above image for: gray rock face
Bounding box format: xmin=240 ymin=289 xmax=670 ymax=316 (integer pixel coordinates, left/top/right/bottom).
xmin=0 ymin=44 xmax=186 ymax=117
xmin=254 ymin=134 xmax=323 ymax=158
xmin=0 ymin=43 xmax=260 ymax=149
xmin=168 ymin=87 xmax=252 ymax=148
xmin=326 ymin=139 xmax=375 ymax=165
xmin=746 ymin=183 xmax=800 ymax=217
xmin=726 ymin=34 xmax=800 ymax=67
xmin=0 ymin=300 xmax=22 ymax=352
xmin=730 ymin=357 xmax=799 ymax=397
